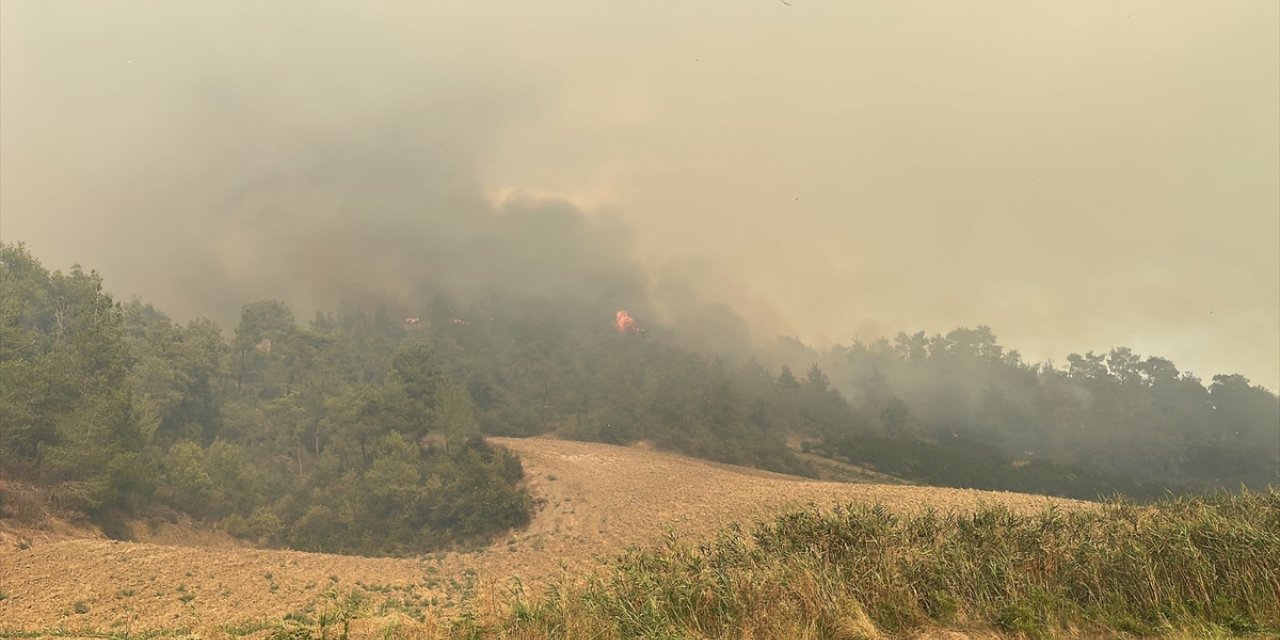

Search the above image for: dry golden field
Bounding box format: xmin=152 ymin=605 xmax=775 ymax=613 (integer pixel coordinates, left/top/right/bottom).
xmin=0 ymin=437 xmax=1087 ymax=637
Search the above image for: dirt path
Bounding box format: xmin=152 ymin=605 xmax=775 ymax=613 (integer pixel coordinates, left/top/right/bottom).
xmin=0 ymin=437 xmax=1088 ymax=635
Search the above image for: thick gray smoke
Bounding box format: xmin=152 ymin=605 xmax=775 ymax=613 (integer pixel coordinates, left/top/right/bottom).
xmin=153 ymin=125 xmax=651 ymax=323
xmin=2 ymin=1 xmax=1276 ymax=387
xmin=0 ymin=2 xmax=675 ymax=331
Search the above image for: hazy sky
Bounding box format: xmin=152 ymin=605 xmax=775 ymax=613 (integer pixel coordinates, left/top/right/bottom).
xmin=2 ymin=1 xmax=1277 ymax=390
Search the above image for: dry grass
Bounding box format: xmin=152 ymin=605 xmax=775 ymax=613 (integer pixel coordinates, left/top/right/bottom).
xmin=0 ymin=437 xmax=1086 ymax=638
xmin=484 ymin=491 xmax=1280 ymax=639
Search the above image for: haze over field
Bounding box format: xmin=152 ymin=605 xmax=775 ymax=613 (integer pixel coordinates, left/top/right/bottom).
xmin=2 ymin=1 xmax=1277 ymax=389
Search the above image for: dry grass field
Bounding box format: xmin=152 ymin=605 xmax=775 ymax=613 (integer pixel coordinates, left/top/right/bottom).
xmin=0 ymin=437 xmax=1087 ymax=637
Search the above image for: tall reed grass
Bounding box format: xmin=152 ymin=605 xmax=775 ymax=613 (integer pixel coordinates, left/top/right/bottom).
xmin=484 ymin=490 xmax=1280 ymax=639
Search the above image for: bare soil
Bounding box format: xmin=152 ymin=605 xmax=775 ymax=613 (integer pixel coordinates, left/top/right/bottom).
xmin=0 ymin=437 xmax=1088 ymax=636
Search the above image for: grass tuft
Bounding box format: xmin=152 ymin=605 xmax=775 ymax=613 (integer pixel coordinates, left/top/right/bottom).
xmin=484 ymin=489 xmax=1280 ymax=639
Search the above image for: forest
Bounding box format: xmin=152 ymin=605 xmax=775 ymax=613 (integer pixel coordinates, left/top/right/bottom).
xmin=1 ymin=242 xmax=1277 ymax=555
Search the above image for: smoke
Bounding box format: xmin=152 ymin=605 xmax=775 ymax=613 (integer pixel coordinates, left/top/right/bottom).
xmin=2 ymin=1 xmax=1277 ymax=388
xmin=0 ymin=1 xmax=771 ymax=356
xmin=157 ymin=127 xmax=653 ymax=322
xmin=0 ymin=1 xmax=659 ymax=329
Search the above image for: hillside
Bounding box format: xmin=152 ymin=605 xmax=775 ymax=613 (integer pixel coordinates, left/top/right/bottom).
xmin=0 ymin=437 xmax=1086 ymax=636
xmin=5 ymin=243 xmax=1276 ymax=560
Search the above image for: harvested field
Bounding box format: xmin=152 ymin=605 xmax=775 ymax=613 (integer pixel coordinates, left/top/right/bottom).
xmin=0 ymin=437 xmax=1088 ymax=636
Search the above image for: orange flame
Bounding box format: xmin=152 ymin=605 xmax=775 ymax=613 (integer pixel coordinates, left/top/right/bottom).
xmin=614 ymin=310 xmax=640 ymax=334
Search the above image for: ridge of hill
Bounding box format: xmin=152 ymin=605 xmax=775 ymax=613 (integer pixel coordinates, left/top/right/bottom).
xmin=0 ymin=437 xmax=1086 ymax=636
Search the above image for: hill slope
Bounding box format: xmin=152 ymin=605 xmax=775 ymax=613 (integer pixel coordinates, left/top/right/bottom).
xmin=0 ymin=437 xmax=1087 ymax=635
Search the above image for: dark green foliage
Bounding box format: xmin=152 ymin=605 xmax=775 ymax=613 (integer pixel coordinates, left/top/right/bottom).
xmin=3 ymin=243 xmax=1278 ymax=556
xmin=282 ymin=436 xmax=532 ymax=554
xmin=414 ymin=295 xmax=813 ymax=476
xmin=811 ymin=328 xmax=1280 ymax=491
xmin=493 ymin=490 xmax=1280 ymax=638
xmin=0 ymin=245 xmax=151 ymax=518
xmin=817 ymin=434 xmax=1177 ymax=501
xmin=0 ymin=244 xmax=530 ymax=554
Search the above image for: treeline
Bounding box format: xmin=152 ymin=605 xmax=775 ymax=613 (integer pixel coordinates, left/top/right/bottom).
xmin=2 ymin=244 xmax=1277 ymax=553
xmin=0 ymin=245 xmax=530 ymax=554
xmin=811 ymin=435 xmax=1176 ymax=501
xmin=799 ymin=328 xmax=1279 ymax=491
